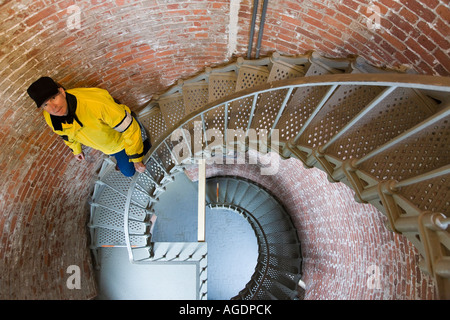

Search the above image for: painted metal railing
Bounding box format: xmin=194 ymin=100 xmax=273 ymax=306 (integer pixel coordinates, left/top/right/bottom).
xmin=126 ymin=73 xmax=450 ymax=298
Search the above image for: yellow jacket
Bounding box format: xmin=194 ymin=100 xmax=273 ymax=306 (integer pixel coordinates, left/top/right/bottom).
xmin=43 ymin=88 xmax=144 ymax=162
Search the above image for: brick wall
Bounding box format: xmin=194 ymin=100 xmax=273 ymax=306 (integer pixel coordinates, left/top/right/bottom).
xmin=240 ymin=0 xmax=449 ymax=76
xmin=0 ymin=0 xmax=446 ymax=299
xmin=184 ymin=151 xmax=436 ymax=299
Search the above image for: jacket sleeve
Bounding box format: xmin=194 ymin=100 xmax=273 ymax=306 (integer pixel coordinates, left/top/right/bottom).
xmin=99 ymin=93 xmax=144 ymax=163
xmin=62 ymin=135 xmax=83 ymax=155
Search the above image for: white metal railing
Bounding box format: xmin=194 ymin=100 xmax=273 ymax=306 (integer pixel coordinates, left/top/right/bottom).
xmin=127 ymin=73 xmax=450 ymax=298
xmin=198 ymin=158 xmax=206 ymax=242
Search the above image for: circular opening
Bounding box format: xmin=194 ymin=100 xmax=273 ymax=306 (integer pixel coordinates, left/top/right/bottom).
xmin=205 ymin=206 xmax=259 ymax=300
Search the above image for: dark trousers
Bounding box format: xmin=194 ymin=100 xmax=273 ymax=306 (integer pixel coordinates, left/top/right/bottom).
xmin=112 ymin=139 xmax=151 ymax=177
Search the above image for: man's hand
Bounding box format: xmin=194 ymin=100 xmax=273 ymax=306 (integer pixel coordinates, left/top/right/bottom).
xmin=134 ymin=161 xmax=146 ymax=173
xmin=74 ymin=152 xmax=85 ymax=161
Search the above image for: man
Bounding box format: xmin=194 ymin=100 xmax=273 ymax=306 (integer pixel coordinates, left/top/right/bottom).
xmin=27 ymin=76 xmax=150 ymax=177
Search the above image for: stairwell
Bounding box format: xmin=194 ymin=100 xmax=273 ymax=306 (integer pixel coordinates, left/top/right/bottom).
xmin=89 ymin=51 xmax=450 ymax=299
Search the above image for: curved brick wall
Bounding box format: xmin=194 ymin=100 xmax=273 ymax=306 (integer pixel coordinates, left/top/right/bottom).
xmin=0 ymin=0 xmax=447 ymax=299
xmin=184 ymin=152 xmax=436 ymax=299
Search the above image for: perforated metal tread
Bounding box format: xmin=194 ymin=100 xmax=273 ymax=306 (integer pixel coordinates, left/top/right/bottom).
xmin=92 ymin=227 xmax=149 ymax=248
xmin=93 ymin=51 xmax=449 ymax=298
xmin=89 ymin=206 xmax=150 ymax=234
xmin=183 ymin=81 xmax=209 ymax=116
xmin=208 ymin=71 xmax=237 ymax=102
xmin=159 ymin=93 xmax=185 ymax=131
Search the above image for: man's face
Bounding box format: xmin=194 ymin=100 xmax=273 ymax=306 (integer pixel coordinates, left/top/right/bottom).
xmin=42 ymin=87 xmax=68 ymax=116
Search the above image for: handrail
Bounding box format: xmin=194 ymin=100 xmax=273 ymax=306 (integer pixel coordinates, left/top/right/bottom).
xmin=125 ymin=73 xmax=449 ymax=297
xmin=141 ymin=73 xmax=450 ymax=158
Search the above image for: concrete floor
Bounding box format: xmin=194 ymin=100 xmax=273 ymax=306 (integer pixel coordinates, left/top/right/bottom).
xmin=95 ymin=171 xmax=258 ymax=300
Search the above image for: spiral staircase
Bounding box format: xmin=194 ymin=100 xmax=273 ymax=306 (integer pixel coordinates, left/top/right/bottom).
xmin=205 ymin=176 xmax=302 ymax=300
xmin=88 ymin=51 xmax=450 ymax=300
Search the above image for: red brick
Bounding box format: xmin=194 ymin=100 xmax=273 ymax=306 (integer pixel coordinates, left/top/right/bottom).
xmin=433 ymin=48 xmax=450 ymax=74
xmin=417 ymin=35 xmax=436 ymax=51
xmin=378 ymin=0 xmax=403 ymax=12
xmin=25 ymin=7 xmax=57 ymax=27
xmin=388 ymin=13 xmax=420 ymax=37
xmin=335 ymin=4 xmax=360 ymax=19
xmin=381 ymin=31 xmax=407 ymax=51
xmin=302 ymin=15 xmax=328 ymax=30
xmin=404 ymin=0 xmax=437 ymax=22
xmin=436 ymin=4 xmax=450 ymax=21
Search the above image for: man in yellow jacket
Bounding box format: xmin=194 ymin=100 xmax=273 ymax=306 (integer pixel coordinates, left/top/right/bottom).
xmin=27 ymin=76 xmax=150 ymax=177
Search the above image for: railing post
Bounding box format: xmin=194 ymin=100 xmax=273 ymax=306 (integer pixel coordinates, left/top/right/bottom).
xmin=418 ymin=211 xmax=450 ymax=299
xmin=269 ymin=86 xmax=293 ymax=139
xmin=293 ymin=84 xmax=338 ymax=144
xmin=198 ymin=158 xmax=206 ymax=242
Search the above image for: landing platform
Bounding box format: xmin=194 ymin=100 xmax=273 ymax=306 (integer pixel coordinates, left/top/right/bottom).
xmin=95 ymin=171 xmax=258 ymax=300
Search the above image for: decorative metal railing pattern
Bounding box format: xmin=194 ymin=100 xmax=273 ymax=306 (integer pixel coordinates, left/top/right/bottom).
xmin=90 ymin=52 xmax=450 ymax=299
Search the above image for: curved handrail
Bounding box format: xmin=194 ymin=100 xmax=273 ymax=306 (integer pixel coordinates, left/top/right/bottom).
xmin=126 ymin=74 xmax=450 ymax=261
xmin=123 ymin=73 xmax=450 ymax=297
xmin=140 ymin=73 xmax=450 ymax=159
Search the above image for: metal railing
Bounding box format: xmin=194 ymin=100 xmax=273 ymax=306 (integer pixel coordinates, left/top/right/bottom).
xmin=127 ymin=73 xmax=450 ymax=298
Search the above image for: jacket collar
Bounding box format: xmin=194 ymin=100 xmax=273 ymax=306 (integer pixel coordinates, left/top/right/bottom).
xmin=50 ymin=92 xmax=83 ymax=131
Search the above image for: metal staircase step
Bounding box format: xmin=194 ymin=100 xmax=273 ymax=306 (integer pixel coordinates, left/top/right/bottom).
xmin=97 ymin=157 xmax=116 ymax=179
xmin=259 ymin=217 xmax=295 ymax=233
xmin=92 ymin=184 xmax=128 ymax=211
xmin=243 ymin=192 xmax=274 ymax=213
xmin=236 ymin=185 xmax=262 ymax=208
xmin=208 ymin=71 xmax=237 ymax=103
xmin=250 ymin=199 xmax=284 ymax=218
xmin=131 ymin=241 xmax=208 ymax=266
xmin=255 ymin=208 xmax=290 ymax=227
xmin=250 ymin=59 xmax=304 ymax=132
xmin=201 ymin=71 xmax=239 ymax=140
xmin=89 ymin=205 xmax=153 ymax=234
xmin=262 ymin=275 xmax=299 ymax=300
xmin=183 ymin=80 xmax=209 ymax=116
xmin=265 ymin=229 xmax=299 ymax=244
xmin=268 ymin=59 xmax=305 ymax=82
xmin=223 ymin=179 xmax=239 ymax=204
xmin=275 ymin=84 xmax=334 ymax=144
xmin=323 ymin=86 xmax=438 ymax=161
xmin=266 ymin=257 xmax=302 ymax=278
xmin=225 ymin=65 xmax=270 ymax=132
xmin=158 ymin=92 xmax=185 ymax=131
xmin=268 ymin=243 xmax=302 ymax=259
xmin=95 ymin=180 xmax=153 ymax=209
xmin=92 ymin=227 xmax=150 ymax=248
xmin=137 ymin=106 xmax=168 ymax=146
xmin=307 ymin=52 xmax=351 ymax=74
xmin=297 ymin=84 xmax=385 ymax=148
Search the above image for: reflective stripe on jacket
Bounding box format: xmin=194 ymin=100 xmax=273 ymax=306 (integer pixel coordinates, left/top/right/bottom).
xmin=43 ymin=87 xmax=144 ymax=162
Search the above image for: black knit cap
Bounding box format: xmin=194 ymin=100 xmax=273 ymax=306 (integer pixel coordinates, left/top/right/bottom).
xmin=27 ymin=76 xmax=59 ymax=108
